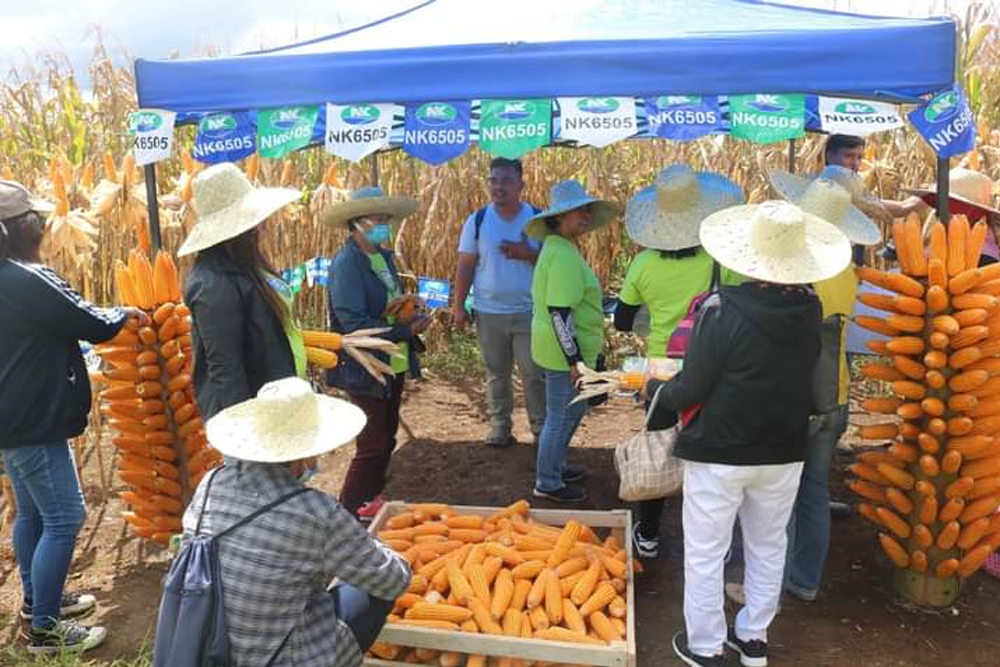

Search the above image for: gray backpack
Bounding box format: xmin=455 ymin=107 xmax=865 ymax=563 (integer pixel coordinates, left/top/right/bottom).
xmin=812 ymin=314 xmax=845 ymax=415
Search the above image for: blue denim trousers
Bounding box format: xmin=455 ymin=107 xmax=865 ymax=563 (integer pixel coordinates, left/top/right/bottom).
xmin=331 ymin=583 xmax=394 ymax=652
xmin=2 ymin=441 xmax=87 ymax=628
xmin=535 ymin=370 xmax=589 ymax=492
xmin=785 ymin=405 xmax=849 ymax=596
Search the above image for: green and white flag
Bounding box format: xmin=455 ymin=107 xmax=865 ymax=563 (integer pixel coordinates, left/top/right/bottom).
xmin=729 ymin=94 xmax=805 ymax=144
xmin=127 ymin=109 xmax=176 ymax=166
xmin=479 ymin=99 xmax=552 ymax=158
xmin=257 ymin=106 xmax=319 ymax=158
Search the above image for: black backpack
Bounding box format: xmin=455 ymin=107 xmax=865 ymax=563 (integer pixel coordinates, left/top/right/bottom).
xmin=472 ymin=204 xmax=542 ymax=244
xmin=153 ymin=468 xmax=309 ymax=667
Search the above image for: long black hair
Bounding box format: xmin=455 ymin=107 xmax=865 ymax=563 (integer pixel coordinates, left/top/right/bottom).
xmin=0 ymin=210 xmax=45 ymax=263
xmin=214 ymin=226 xmax=288 ymax=326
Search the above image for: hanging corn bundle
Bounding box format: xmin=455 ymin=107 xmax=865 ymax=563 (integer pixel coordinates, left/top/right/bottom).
xmin=92 ymin=249 xmax=220 ymax=546
xmin=852 ymin=214 xmax=1000 ymax=605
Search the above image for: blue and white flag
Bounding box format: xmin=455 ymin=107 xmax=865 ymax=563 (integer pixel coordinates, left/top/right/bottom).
xmin=908 ymin=86 xmax=976 ymax=158
xmin=192 ymin=111 xmax=256 ymax=164
xmin=403 ymin=102 xmax=472 ymax=165
xmin=645 ymin=96 xmax=726 ymax=140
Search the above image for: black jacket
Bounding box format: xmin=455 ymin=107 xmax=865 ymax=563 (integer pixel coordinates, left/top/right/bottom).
xmin=326 ymin=237 xmax=421 ymax=399
xmin=648 ymin=282 xmax=822 ymax=466
xmin=185 ymin=248 xmax=296 ymax=421
xmin=0 ymin=260 xmax=126 ymax=448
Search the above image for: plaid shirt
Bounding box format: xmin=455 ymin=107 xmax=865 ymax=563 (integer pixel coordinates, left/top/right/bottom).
xmin=182 ymin=462 xmax=411 ymax=667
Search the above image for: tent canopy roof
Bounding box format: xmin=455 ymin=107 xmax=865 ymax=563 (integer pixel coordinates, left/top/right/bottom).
xmin=135 ymin=0 xmax=956 ymax=112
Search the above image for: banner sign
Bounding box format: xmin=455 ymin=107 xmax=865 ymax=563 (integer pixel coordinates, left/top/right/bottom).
xmin=645 ymin=96 xmax=726 ymax=140
xmin=729 ymin=94 xmax=805 ymax=144
xmin=127 ymin=109 xmax=176 ymax=166
xmin=192 ymin=112 xmax=256 ymax=164
xmin=479 ymin=99 xmax=552 ymax=158
xmin=817 ymin=97 xmax=903 ymax=136
xmin=908 ymin=86 xmax=976 ymax=158
xmin=403 ymin=102 xmax=472 ymax=164
xmin=257 ymin=106 xmax=319 ymax=159
xmin=324 ymin=103 xmax=395 ymax=162
xmin=418 ymin=277 xmax=451 ymax=309
xmin=558 ymin=96 xmax=636 ymax=147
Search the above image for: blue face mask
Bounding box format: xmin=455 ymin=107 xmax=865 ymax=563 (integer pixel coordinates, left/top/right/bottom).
xmin=296 ymin=462 xmax=318 ymax=484
xmin=364 ymin=224 xmax=392 ymax=246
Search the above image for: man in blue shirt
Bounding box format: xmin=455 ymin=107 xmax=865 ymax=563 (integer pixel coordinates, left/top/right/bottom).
xmin=452 ymin=158 xmax=545 ymax=448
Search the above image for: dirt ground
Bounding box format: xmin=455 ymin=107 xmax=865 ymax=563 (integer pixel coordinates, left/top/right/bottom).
xmin=1 ymin=374 xmax=999 ymax=666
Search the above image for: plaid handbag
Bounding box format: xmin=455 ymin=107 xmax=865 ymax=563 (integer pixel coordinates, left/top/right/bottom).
xmin=614 ymin=385 xmax=684 ymax=501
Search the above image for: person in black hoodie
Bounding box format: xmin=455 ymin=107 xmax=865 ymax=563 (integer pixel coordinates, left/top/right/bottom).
xmin=178 ymin=163 xmax=304 ymax=423
xmin=0 ymin=180 xmax=147 ymax=653
xmin=650 ymin=201 xmax=851 ymax=667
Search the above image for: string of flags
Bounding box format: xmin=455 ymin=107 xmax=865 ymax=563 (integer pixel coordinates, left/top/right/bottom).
xmin=127 ymin=87 xmax=976 ymax=169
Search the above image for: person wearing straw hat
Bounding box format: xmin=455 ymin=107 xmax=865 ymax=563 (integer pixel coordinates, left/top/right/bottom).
xmin=723 ymin=174 xmax=880 ymax=609
xmin=642 ymin=201 xmax=849 ymax=667
xmin=0 ymin=180 xmax=151 ymax=653
xmin=614 ymin=164 xmax=744 ymax=558
xmin=527 ymin=180 xmax=618 ymax=503
xmin=178 ymin=376 xmax=410 ymax=667
xmin=180 ymin=162 xmax=304 ymax=423
xmin=322 ymin=187 xmax=429 ymax=520
xmin=903 ymin=166 xmax=1000 ymax=265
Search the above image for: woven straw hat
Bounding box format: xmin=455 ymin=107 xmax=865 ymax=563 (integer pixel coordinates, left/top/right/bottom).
xmin=767 ymin=168 xmax=882 ymax=245
xmin=770 ymin=165 xmax=892 ymax=224
xmin=699 ymin=200 xmax=851 ymax=285
xmin=525 ymin=180 xmax=618 ymax=240
xmin=625 ymin=165 xmax=744 ymax=251
xmin=206 ymin=377 xmax=366 ymax=463
xmin=903 ymin=167 xmax=1000 ymax=221
xmin=178 ymin=163 xmax=300 ymax=257
xmin=320 ymin=186 xmax=418 ymax=227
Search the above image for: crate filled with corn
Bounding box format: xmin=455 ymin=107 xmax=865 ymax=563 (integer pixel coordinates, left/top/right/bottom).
xmin=851 ymin=214 xmax=1000 ymax=605
xmin=364 ymin=500 xmax=637 ymax=667
xmin=91 ymin=249 xmax=218 ymax=546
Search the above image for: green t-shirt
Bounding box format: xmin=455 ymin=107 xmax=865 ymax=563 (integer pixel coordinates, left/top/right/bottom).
xmin=531 ymin=235 xmax=604 ymax=370
xmin=368 ymin=253 xmax=410 ymax=375
xmin=618 ymin=248 xmax=744 ymax=358
xmin=267 ymin=274 xmax=307 ymax=378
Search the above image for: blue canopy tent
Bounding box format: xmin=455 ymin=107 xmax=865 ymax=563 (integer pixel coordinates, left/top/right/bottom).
xmin=132 ymin=0 xmax=959 ymax=248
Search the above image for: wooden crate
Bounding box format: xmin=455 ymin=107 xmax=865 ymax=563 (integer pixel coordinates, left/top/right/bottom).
xmin=364 ymin=502 xmax=636 ymax=667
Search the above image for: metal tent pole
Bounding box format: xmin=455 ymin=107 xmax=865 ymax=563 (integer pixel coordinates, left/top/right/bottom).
xmin=936 ymin=157 xmax=950 ymax=223
xmin=144 ymin=163 xmax=163 ymax=251
xmin=787 ymin=139 xmax=796 ymax=174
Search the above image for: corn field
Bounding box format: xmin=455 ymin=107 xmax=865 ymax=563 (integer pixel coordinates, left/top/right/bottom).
xmin=0 ymin=4 xmax=998 ymax=331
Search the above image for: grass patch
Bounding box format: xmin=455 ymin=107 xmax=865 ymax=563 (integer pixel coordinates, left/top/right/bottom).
xmin=0 ymin=647 xmax=151 ymax=667
xmin=422 ymin=330 xmax=485 ymax=383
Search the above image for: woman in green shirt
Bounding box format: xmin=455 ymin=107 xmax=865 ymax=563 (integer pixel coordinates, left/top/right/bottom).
xmin=527 ymin=180 xmax=619 ymax=503
xmin=614 ymin=165 xmax=743 ymax=557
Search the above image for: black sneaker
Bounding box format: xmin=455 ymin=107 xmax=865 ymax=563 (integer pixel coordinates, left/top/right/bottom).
xmin=28 ymin=620 xmax=107 ymax=654
xmin=632 ymin=522 xmax=659 ymax=559
xmin=532 ymin=485 xmax=586 ymax=503
xmin=562 ymin=466 xmax=585 ymax=483
xmin=673 ymin=631 xmax=728 ymax=667
xmin=21 ymin=592 xmax=97 ymax=620
xmin=726 ymin=627 xmax=767 ymax=667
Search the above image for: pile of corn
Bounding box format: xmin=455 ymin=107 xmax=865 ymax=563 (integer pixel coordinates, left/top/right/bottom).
xmin=368 ymin=501 xmax=633 ymax=667
xmin=93 ymin=249 xmax=220 ymax=545
xmin=852 ymin=215 xmax=1000 ymax=587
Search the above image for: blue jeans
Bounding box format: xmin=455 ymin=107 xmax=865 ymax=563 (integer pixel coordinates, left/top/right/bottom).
xmin=331 ymin=583 xmax=394 ymax=652
xmin=535 ymin=370 xmax=589 ymax=492
xmin=2 ymin=441 xmax=87 ymax=628
xmin=785 ymin=405 xmax=848 ymax=596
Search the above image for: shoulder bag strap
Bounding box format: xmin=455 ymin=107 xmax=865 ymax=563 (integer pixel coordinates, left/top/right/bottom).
xmin=215 ymin=487 xmax=311 ymax=540
xmin=473 ymin=206 xmax=488 ymax=243
xmin=710 ymin=260 xmax=721 ymax=292
xmin=644 ymin=383 xmax=668 ymax=430
xmin=193 ymin=466 xmax=224 ymax=537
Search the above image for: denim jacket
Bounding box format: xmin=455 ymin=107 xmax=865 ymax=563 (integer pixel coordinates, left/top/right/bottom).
xmin=326 ymin=237 xmax=421 ymax=398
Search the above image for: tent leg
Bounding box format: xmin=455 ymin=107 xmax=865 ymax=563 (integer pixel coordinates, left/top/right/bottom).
xmin=787 ymin=139 xmax=796 ymax=174
xmin=144 ymin=163 xmax=163 ymax=251
xmin=370 ymin=153 xmax=380 ymax=187
xmin=936 ymin=157 xmax=950 ymax=223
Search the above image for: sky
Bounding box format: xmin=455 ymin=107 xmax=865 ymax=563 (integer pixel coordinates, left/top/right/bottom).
xmin=0 ymin=0 xmax=989 ymax=84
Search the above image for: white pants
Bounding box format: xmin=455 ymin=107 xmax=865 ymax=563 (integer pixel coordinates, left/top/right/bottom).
xmin=682 ymin=460 xmax=804 ymax=656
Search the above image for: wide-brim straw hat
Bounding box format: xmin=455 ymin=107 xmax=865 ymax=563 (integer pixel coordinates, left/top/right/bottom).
xmin=206 ymin=377 xmax=366 ymax=463
xmin=320 ymin=186 xmax=418 ymax=227
xmin=178 ymin=163 xmax=300 ymax=257
xmin=625 ymin=165 xmax=744 ymax=251
xmin=903 ymin=167 xmax=1000 ymax=222
xmin=700 ymin=200 xmax=851 ymax=285
xmin=767 ymin=167 xmax=882 ymax=246
xmin=525 ymin=180 xmax=619 ymax=240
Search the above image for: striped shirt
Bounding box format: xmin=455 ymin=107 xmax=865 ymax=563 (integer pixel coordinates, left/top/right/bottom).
xmin=182 ymin=462 xmax=411 ymax=667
